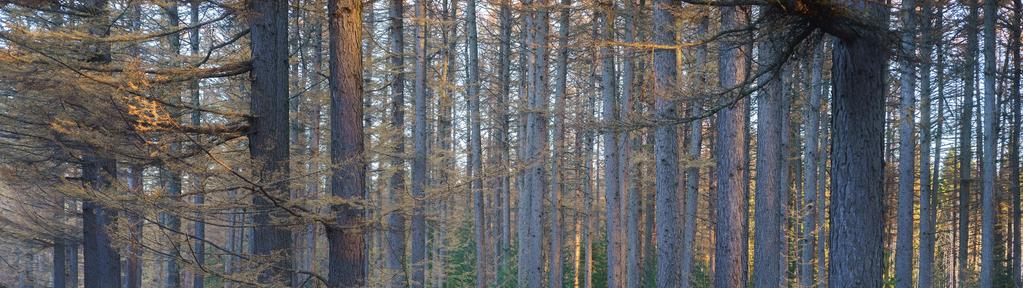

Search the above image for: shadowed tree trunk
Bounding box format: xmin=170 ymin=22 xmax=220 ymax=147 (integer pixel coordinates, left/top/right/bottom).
xmin=800 ymin=39 xmax=824 ymax=288
xmin=188 ymin=2 xmax=205 ymax=287
xmin=247 ymin=0 xmax=293 ymax=284
xmin=681 ymin=13 xmax=709 ymax=288
xmin=161 ymin=3 xmax=183 ymax=286
xmin=598 ymin=2 xmax=626 ymax=287
xmin=1010 ymin=1 xmax=1022 ymax=287
xmin=466 ymin=0 xmax=487 ymax=284
xmin=410 ymin=0 xmax=429 ymax=285
xmin=326 ymin=0 xmax=368 ymax=286
xmin=714 ymin=6 xmax=750 ymax=288
xmin=384 ymin=0 xmax=408 ymax=285
xmin=827 ymin=2 xmax=888 ymax=286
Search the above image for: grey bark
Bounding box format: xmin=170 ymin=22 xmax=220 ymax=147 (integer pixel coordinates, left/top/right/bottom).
xmin=493 ymin=0 xmax=513 ymax=277
xmin=1010 ymin=1 xmax=1022 ymax=287
xmin=894 ymin=0 xmax=918 ymax=286
xmin=466 ymin=0 xmax=487 ymax=285
xmin=385 ymin=0 xmax=408 ymax=285
xmin=652 ymin=1 xmax=682 ymax=287
xmin=127 ymin=164 xmax=144 ymax=288
xmin=800 ymin=40 xmax=824 ymax=288
xmin=549 ymin=0 xmax=570 ymax=286
xmin=598 ymin=4 xmax=626 ymax=288
xmin=248 ymin=0 xmax=293 ymax=284
xmin=189 ymin=2 xmax=205 ymax=287
xmin=327 ymin=0 xmax=368 ymax=286
xmin=621 ymin=1 xmax=641 ymax=286
xmin=979 ymin=0 xmax=997 ymax=285
xmin=410 ymin=0 xmax=429 ymax=285
xmin=714 ymin=6 xmax=750 ymax=288
xmin=517 ymin=1 xmax=549 ymax=286
xmin=161 ymin=4 xmax=183 ymax=287
xmin=53 ymin=234 xmax=66 ymax=288
xmin=827 ymin=3 xmax=887 ymax=286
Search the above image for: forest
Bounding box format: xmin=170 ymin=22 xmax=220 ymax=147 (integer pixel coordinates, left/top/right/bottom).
xmin=0 ymin=0 xmax=1020 ymax=287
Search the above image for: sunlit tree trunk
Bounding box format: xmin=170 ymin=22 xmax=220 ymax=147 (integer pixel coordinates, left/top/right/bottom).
xmin=517 ymin=1 xmax=549 ymax=286
xmin=714 ymin=6 xmax=750 ymax=288
xmin=327 ymin=0 xmax=368 ymax=286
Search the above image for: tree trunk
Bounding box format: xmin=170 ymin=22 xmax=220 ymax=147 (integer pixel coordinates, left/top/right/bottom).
xmin=979 ymin=0 xmax=997 ymax=285
xmin=385 ymin=0 xmax=408 ymax=285
xmin=894 ymin=0 xmax=918 ymax=286
xmin=127 ymin=164 xmax=144 ymax=288
xmin=410 ymin=0 xmax=429 ymax=285
xmin=248 ymin=0 xmax=293 ymax=284
xmin=517 ymin=1 xmax=549 ymax=285
xmin=466 ymin=0 xmax=488 ymax=284
xmin=188 ymin=2 xmax=205 ymax=286
xmin=327 ymin=0 xmax=368 ymax=286
xmin=597 ymin=3 xmax=626 ymax=287
xmin=492 ymin=0 xmax=513 ymax=280
xmin=714 ymin=6 xmax=750 ymax=288
xmin=82 ymin=156 xmax=121 ymax=288
xmin=161 ymin=4 xmax=183 ymax=287
xmin=1010 ymin=1 xmax=1022 ymax=287
xmin=753 ymin=8 xmax=786 ymax=288
xmin=827 ymin=3 xmax=887 ymax=286
xmin=549 ymin=0 xmax=570 ymax=286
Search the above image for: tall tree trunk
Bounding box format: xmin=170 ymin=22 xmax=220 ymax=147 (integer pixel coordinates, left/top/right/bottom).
xmin=549 ymin=0 xmax=571 ymax=286
xmin=327 ymin=0 xmax=368 ymax=286
xmin=651 ymin=1 xmax=682 ymax=287
xmin=894 ymin=0 xmax=918 ymax=286
xmin=410 ymin=0 xmax=429 ymax=285
xmin=621 ymin=1 xmax=641 ymax=286
xmin=385 ymin=0 xmax=408 ymax=285
xmin=1009 ymin=1 xmax=1022 ymax=287
xmin=959 ymin=1 xmax=978 ymax=284
xmin=53 ymin=231 xmax=66 ymax=288
xmin=248 ymin=0 xmax=293 ymax=284
xmin=161 ymin=4 xmax=183 ymax=286
xmin=81 ymin=1 xmax=121 ymax=287
xmin=680 ymin=13 xmax=709 ymax=288
xmin=753 ymin=8 xmax=786 ymax=288
xmin=598 ymin=3 xmax=626 ymax=287
xmin=127 ymin=164 xmax=144 ymax=288
xmin=492 ymin=0 xmax=513 ymax=279
xmin=800 ymin=39 xmax=824 ymax=288
xmin=979 ymin=0 xmax=997 ymax=285
xmin=827 ymin=3 xmax=887 ymax=286
xmin=917 ymin=2 xmax=937 ymax=286
xmin=466 ymin=0 xmax=487 ymax=284
xmin=517 ymin=1 xmax=549 ymax=285
xmin=714 ymin=6 xmax=750 ymax=288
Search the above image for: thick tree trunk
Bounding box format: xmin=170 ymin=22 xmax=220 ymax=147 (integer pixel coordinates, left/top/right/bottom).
xmin=894 ymin=0 xmax=918 ymax=286
xmin=492 ymin=0 xmax=513 ymax=279
xmin=161 ymin=4 xmax=183 ymax=287
xmin=517 ymin=1 xmax=549 ymax=285
xmin=384 ymin=0 xmax=408 ymax=285
xmin=753 ymin=9 xmax=786 ymax=288
xmin=979 ymin=0 xmax=997 ymax=285
xmin=549 ymin=0 xmax=570 ymax=286
xmin=598 ymin=3 xmax=626 ymax=287
xmin=714 ymin=6 xmax=750 ymax=288
xmin=652 ymin=0 xmax=681 ymax=287
xmin=248 ymin=0 xmax=293 ymax=284
xmin=327 ymin=0 xmax=368 ymax=286
xmin=800 ymin=40 xmax=824 ymax=288
xmin=53 ymin=235 xmax=66 ymax=288
xmin=827 ymin=3 xmax=887 ymax=286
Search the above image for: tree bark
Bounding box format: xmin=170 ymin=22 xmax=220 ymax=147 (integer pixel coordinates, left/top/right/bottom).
xmin=82 ymin=156 xmax=121 ymax=288
xmin=959 ymin=1 xmax=978 ymax=284
xmin=917 ymin=2 xmax=937 ymax=286
xmin=827 ymin=3 xmax=887 ymax=286
xmin=517 ymin=1 xmax=549 ymax=286
xmin=549 ymin=0 xmax=570 ymax=286
xmin=466 ymin=0 xmax=488 ymax=285
xmin=714 ymin=6 xmax=750 ymax=288
xmin=248 ymin=0 xmax=293 ymax=284
xmin=327 ymin=0 xmax=368 ymax=286
xmin=680 ymin=13 xmax=708 ymax=288
xmin=753 ymin=9 xmax=786 ymax=288
xmin=385 ymin=0 xmax=408 ymax=285
xmin=894 ymin=0 xmax=918 ymax=286
xmin=979 ymin=0 xmax=997 ymax=285
xmin=410 ymin=0 xmax=429 ymax=285
xmin=1010 ymin=1 xmax=1022 ymax=287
